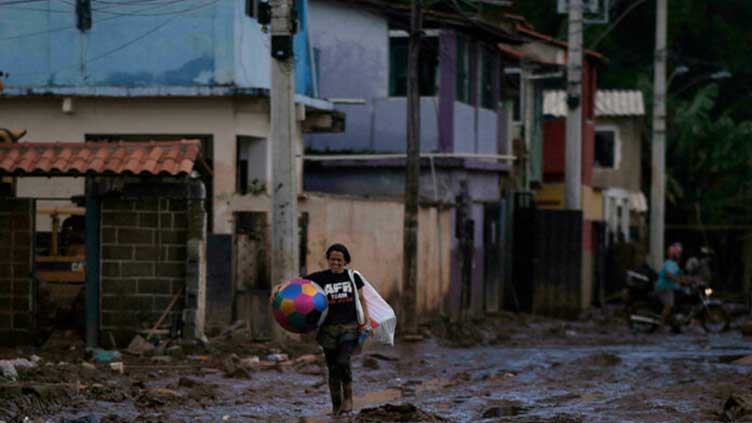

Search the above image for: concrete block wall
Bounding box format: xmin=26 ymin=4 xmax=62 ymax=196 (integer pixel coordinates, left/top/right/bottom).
xmin=100 ymin=197 xmax=188 ymax=341
xmin=0 ymin=199 xmax=34 ymax=344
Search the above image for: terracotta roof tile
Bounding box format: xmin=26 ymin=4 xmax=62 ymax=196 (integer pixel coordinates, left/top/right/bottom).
xmin=0 ymin=140 xmax=203 ymax=177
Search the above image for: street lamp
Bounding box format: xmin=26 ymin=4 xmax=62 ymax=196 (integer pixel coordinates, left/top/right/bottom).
xmin=671 ymin=69 xmax=732 ymax=98
xmin=667 ymin=65 xmax=689 ymax=88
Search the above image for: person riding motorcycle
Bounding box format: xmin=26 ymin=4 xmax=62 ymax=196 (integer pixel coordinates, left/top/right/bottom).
xmin=656 ymin=243 xmax=689 ymax=328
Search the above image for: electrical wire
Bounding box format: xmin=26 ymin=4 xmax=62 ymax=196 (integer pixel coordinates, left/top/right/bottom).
xmin=588 ymin=0 xmax=647 ymax=49
xmin=1 ymin=5 xmax=70 ymax=12
xmin=84 ymin=13 xmax=179 ymax=64
xmin=0 ymin=0 xmax=220 ymax=41
xmin=6 ymin=0 xmax=220 ymax=78
xmin=93 ymin=0 xmax=218 ymax=16
xmin=0 ymin=0 xmax=48 ymax=5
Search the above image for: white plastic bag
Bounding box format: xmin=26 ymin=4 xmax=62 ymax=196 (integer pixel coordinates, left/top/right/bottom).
xmin=349 ymin=269 xmax=397 ymax=346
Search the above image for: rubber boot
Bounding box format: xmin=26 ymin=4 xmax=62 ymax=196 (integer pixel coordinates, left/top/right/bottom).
xmin=328 ymin=381 xmax=342 ymax=415
xmin=340 ymin=383 xmax=353 ymax=414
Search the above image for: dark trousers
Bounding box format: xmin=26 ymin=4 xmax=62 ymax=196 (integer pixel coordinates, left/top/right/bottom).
xmin=317 ymin=323 xmax=358 ymax=384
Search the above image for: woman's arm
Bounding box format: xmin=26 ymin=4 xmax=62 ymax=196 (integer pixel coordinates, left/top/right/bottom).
xmin=666 ymin=271 xmax=687 ymax=285
xmin=358 ymin=287 xmax=371 ymax=329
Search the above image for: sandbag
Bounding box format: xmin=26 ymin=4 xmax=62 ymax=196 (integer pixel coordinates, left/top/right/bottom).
xmin=351 ymin=270 xmax=397 ymax=346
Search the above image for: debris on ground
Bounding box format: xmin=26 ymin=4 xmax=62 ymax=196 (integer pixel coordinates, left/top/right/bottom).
xmin=575 ymin=352 xmax=621 ymax=366
xmin=732 ymin=355 xmax=752 ymax=365
xmin=109 ymin=362 xmax=125 ymax=374
xmin=482 ymin=404 xmax=530 ymax=418
xmin=356 ymin=403 xmax=447 ymax=422
xmin=721 ymin=393 xmax=752 ymax=422
xmin=239 ymin=356 xmax=260 ymax=368
xmin=126 ymin=335 xmax=156 ymax=356
xmin=292 ymin=353 xmax=319 ymax=366
xmin=740 ymin=321 xmax=752 ymax=336
xmin=368 ymin=352 xmax=399 ymax=362
xmin=150 ymin=355 xmax=172 ymax=364
xmin=43 ymin=330 xmax=86 ymax=352
xmin=362 ymin=356 xmax=380 ymax=370
xmin=266 ymin=353 xmax=288 ymax=362
xmin=177 ymin=376 xmax=199 ymax=388
xmin=222 ymin=355 xmax=252 ymax=379
xmin=137 ymin=387 xmax=184 ymax=408
xmin=90 ymin=349 xmax=122 ymax=364
xmin=0 ymin=358 xmax=37 ymax=382
xmin=0 ymin=382 xmax=78 ymax=421
xmin=60 ymin=414 xmax=101 ymax=423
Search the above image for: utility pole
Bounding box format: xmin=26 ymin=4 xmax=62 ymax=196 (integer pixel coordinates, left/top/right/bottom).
xmin=565 ymin=0 xmax=583 ymax=210
xmin=402 ymin=0 xmax=422 ymax=335
xmin=270 ymin=0 xmax=299 ymax=305
xmin=650 ymin=0 xmax=667 ymax=269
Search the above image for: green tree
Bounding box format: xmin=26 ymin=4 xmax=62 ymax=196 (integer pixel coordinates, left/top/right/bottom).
xmin=667 ymin=84 xmax=752 ymax=225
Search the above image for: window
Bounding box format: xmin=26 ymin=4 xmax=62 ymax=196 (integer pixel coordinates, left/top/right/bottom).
xmin=594 ymin=129 xmax=618 ymax=168
xmin=388 ymin=36 xmax=439 ymax=97
xmin=502 ymin=68 xmax=522 ymax=123
xmin=456 ymin=37 xmax=471 ymax=103
xmin=479 ymin=48 xmax=496 ymax=109
xmin=237 ymin=136 xmax=268 ymax=195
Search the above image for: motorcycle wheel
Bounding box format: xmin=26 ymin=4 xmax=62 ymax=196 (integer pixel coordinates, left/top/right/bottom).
xmin=702 ymin=305 xmax=730 ymax=333
xmin=628 ymin=302 xmax=660 ymax=334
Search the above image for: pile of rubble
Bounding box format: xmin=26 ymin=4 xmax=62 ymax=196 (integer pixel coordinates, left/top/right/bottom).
xmin=0 ymin=322 xmax=326 ymax=423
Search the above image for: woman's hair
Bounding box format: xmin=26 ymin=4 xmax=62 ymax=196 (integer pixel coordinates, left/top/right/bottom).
xmin=326 ymin=243 xmax=351 ymax=264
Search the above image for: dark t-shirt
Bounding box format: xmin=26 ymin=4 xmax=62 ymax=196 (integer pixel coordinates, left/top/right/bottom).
xmin=305 ymin=269 xmax=364 ymax=325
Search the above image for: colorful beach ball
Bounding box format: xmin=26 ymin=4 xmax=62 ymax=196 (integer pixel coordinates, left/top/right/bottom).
xmin=272 ymin=279 xmax=329 ymax=334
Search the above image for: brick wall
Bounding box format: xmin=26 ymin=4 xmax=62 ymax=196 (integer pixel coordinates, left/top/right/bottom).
xmin=100 ymin=197 xmax=188 ymax=341
xmin=0 ymin=199 xmax=34 ymax=344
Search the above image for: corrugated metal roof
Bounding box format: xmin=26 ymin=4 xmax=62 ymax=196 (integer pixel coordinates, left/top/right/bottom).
xmin=0 ymin=140 xmax=202 ymax=177
xmin=543 ymin=90 xmax=645 ymax=117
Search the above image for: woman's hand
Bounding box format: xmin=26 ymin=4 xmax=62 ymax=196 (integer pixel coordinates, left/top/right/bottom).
xmin=269 ymin=283 xmax=285 ymax=303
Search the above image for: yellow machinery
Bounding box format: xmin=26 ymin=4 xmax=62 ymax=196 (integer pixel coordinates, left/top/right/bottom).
xmin=34 ymin=206 xmax=86 ymax=326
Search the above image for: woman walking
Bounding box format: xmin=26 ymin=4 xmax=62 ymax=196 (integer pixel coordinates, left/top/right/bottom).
xmin=273 ymin=243 xmax=371 ymax=414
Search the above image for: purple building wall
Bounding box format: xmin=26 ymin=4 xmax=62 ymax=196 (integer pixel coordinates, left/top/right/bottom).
xmin=306 ymin=0 xmax=512 ymax=321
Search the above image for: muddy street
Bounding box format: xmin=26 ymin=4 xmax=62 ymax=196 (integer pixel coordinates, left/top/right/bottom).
xmin=4 ymin=313 xmax=752 ymax=423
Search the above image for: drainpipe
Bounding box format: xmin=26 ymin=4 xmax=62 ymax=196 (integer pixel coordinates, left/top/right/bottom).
xmin=522 ymin=65 xmax=535 ymax=190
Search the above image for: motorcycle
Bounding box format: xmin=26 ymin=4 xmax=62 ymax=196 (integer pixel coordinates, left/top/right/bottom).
xmin=624 ymin=266 xmax=730 ymax=333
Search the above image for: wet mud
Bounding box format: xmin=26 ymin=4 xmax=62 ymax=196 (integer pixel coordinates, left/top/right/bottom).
xmin=3 ymin=310 xmax=752 ymax=423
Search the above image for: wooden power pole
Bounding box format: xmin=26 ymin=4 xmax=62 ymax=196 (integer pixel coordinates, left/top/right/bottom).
xmin=650 ymin=0 xmax=667 ymax=269
xmin=402 ymin=0 xmax=422 ymax=335
xmin=270 ymin=0 xmax=299 ymax=318
xmin=565 ymin=0 xmax=583 ymax=210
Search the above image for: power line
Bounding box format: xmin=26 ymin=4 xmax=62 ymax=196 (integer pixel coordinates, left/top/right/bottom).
xmin=85 ymin=14 xmax=178 ymax=64
xmin=0 ymin=0 xmax=48 ymax=5
xmin=0 ymin=0 xmax=221 ymax=41
xmin=7 ymin=0 xmax=220 ymax=78
xmin=588 ymin=0 xmax=647 ymax=49
xmin=91 ymin=0 xmax=220 ymax=17
xmin=2 ymin=5 xmax=70 ymax=12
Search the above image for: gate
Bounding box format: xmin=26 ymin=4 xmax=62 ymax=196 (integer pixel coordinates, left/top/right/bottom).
xmin=531 ymin=210 xmax=582 ymax=316
xmin=507 ymin=192 xmax=535 ymax=312
xmin=483 ymin=203 xmax=501 ymax=314
xmin=506 ymin=192 xmax=583 ymax=316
